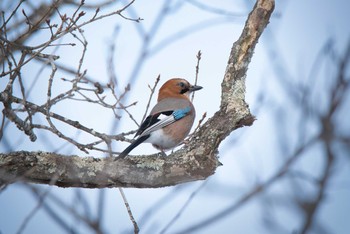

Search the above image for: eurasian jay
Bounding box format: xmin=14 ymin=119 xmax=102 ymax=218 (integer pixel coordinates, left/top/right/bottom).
xmin=117 ymin=78 xmax=202 ymax=158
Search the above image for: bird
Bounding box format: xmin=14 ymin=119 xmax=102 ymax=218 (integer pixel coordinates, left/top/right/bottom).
xmin=117 ymin=78 xmax=202 ymax=159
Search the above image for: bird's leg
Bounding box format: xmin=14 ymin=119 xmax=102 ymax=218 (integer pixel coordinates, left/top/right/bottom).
xmin=159 ymin=149 xmax=167 ymax=157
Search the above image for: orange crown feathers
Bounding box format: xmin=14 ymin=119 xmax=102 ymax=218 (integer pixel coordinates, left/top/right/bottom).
xmin=158 ymin=78 xmax=202 ymax=102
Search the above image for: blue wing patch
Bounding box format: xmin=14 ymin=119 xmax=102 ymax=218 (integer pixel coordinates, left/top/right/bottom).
xmin=172 ymin=106 xmax=191 ymax=120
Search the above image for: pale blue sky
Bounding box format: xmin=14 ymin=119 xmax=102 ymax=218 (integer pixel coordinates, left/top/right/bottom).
xmin=1 ymin=0 xmax=350 ymax=233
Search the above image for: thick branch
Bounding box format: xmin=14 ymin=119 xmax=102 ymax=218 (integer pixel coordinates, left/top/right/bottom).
xmin=0 ymin=0 xmax=275 ymax=188
xmin=0 ymin=150 xmax=217 ymax=188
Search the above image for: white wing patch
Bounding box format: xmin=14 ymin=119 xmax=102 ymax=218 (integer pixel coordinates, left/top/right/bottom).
xmin=140 ymin=114 xmax=176 ymax=137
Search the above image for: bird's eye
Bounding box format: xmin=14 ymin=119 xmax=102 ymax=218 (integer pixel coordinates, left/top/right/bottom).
xmin=178 ymin=82 xmax=189 ymax=94
xmin=178 ymin=82 xmax=186 ymax=88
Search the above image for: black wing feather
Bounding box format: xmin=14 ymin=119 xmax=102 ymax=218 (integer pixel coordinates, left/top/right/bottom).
xmin=135 ymin=110 xmax=173 ymax=137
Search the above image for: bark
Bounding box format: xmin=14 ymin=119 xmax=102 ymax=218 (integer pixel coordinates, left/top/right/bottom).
xmin=0 ymin=0 xmax=275 ymax=188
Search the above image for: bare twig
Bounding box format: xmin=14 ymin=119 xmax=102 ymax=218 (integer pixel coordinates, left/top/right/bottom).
xmin=191 ymin=50 xmax=201 ymax=102
xmin=118 ymin=188 xmax=139 ymax=233
xmin=142 ymin=75 xmax=161 ymax=122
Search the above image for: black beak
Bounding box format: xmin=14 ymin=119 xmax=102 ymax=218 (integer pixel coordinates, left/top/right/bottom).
xmin=189 ymin=85 xmax=203 ymax=92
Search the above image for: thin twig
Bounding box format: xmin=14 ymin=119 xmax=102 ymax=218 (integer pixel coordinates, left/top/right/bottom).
xmin=191 ymin=50 xmax=201 ymax=102
xmin=118 ymin=188 xmax=139 ymax=234
xmin=142 ymin=75 xmax=161 ymax=122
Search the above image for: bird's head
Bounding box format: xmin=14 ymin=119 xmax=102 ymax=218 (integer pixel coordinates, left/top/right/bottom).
xmin=158 ymin=78 xmax=202 ymax=101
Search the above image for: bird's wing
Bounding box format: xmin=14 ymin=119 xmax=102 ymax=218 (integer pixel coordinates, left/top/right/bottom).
xmin=136 ymin=106 xmax=191 ymax=137
xmin=135 ymin=111 xmax=171 ymax=137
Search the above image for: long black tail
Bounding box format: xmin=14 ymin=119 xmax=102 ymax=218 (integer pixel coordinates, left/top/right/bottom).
xmin=116 ymin=135 xmax=150 ymax=159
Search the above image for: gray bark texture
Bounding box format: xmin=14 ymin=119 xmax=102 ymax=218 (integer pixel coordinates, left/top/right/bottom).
xmin=0 ymin=0 xmax=275 ymax=188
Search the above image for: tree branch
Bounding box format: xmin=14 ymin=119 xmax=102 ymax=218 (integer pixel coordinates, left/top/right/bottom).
xmin=0 ymin=150 xmax=217 ymax=188
xmin=0 ymin=0 xmax=275 ymax=188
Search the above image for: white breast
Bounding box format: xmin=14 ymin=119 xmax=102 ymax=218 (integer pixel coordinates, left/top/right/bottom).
xmin=144 ymin=129 xmax=177 ymax=150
